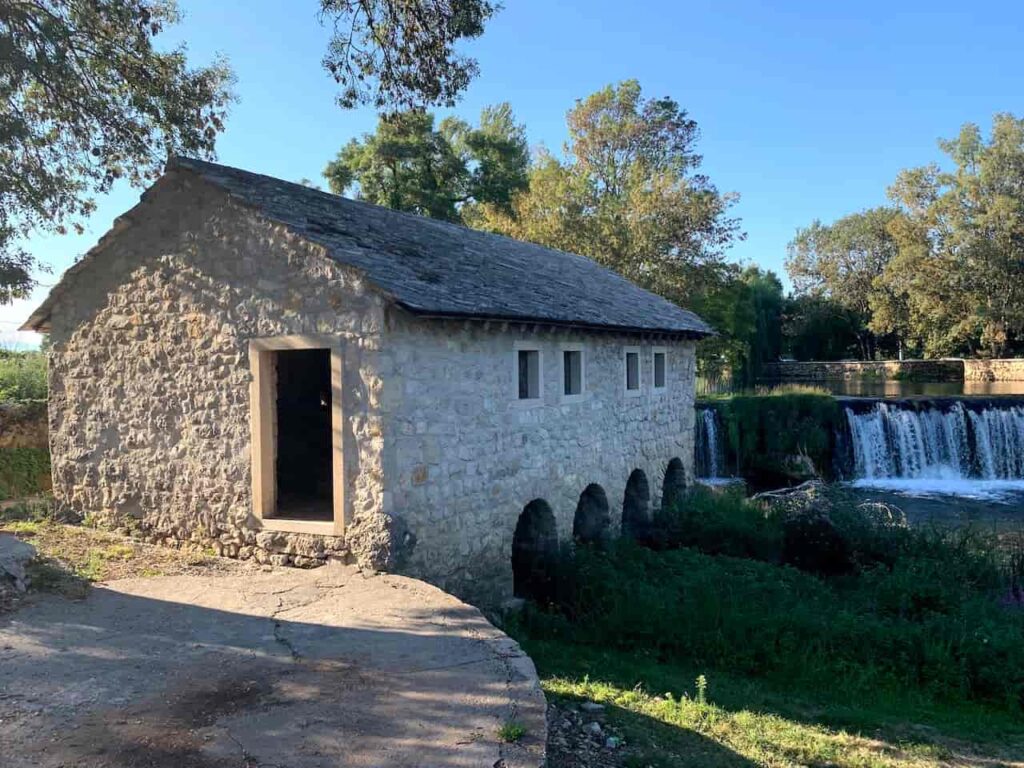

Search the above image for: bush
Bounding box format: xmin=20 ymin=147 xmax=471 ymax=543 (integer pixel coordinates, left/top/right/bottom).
xmin=656 ymin=486 xmax=781 ymax=561
xmin=522 ymin=540 xmax=1024 ymax=710
xmin=0 ymin=447 xmax=52 ymax=499
xmin=0 ymin=351 xmax=46 ymax=402
xmin=710 ymin=389 xmax=841 ymax=482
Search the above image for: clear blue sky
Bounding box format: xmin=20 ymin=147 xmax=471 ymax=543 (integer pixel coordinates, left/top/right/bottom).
xmin=5 ymin=0 xmax=1022 ymax=344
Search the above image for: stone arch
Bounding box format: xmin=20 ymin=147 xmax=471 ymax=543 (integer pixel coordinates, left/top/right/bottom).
xmin=662 ymin=457 xmax=687 ymax=513
xmin=573 ymin=484 xmax=611 ymax=545
xmin=621 ymin=469 xmax=651 ymax=541
xmin=512 ymin=499 xmax=559 ymax=600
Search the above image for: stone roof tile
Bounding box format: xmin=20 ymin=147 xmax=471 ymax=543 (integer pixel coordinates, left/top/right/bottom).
xmin=173 ymin=158 xmax=713 ymax=337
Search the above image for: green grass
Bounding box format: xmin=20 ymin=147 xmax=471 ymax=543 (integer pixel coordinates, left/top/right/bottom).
xmin=497 ymin=720 xmax=527 ymax=743
xmin=1 ymin=502 xmax=222 ymax=602
xmin=526 ymin=640 xmax=1024 ymax=767
xmin=513 ymin=491 xmax=1024 ymax=766
xmin=697 ymin=389 xmax=842 ymax=482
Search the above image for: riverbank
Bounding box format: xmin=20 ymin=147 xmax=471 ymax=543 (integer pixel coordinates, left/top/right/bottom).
xmin=511 ymin=486 xmax=1024 ymax=767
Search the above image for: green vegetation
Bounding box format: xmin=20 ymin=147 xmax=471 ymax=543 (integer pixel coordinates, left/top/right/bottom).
xmin=496 ymin=720 xmax=527 ymax=743
xmin=787 ymin=114 xmax=1024 ymax=359
xmin=0 ymin=350 xmax=46 ymax=402
xmin=0 ymin=447 xmax=51 ymax=500
xmin=511 ymin=489 xmax=1024 ymax=765
xmin=0 ymin=501 xmax=219 ymax=603
xmin=2 ymin=1 xmax=233 ymax=303
xmin=703 ymin=388 xmax=841 ymax=482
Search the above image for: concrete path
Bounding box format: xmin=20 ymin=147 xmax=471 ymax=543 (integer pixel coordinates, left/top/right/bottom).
xmin=0 ymin=564 xmax=546 ymax=767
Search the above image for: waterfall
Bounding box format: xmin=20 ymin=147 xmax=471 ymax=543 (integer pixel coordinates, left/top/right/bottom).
xmin=695 ymin=407 xmax=726 ymax=479
xmin=844 ymin=401 xmax=1024 ymax=481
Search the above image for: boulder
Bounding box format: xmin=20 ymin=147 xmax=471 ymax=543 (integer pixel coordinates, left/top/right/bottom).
xmin=0 ymin=534 xmax=37 ymax=592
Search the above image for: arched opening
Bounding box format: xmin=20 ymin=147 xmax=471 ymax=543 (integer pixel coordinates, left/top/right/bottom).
xmin=573 ymin=484 xmax=610 ymax=545
xmin=512 ymin=499 xmax=559 ymax=600
xmin=662 ymin=457 xmax=687 ymax=513
xmin=621 ymin=469 xmax=651 ymax=541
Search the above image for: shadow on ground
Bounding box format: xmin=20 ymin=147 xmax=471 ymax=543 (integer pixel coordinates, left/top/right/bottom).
xmin=0 ymin=566 xmax=546 ymax=768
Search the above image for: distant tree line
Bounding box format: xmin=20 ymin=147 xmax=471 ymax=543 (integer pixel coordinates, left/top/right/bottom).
xmin=787 ymin=114 xmax=1024 ymax=361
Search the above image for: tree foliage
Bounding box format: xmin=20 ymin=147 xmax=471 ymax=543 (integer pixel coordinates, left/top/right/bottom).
xmin=0 ymin=0 xmax=234 ymax=302
xmin=786 ymin=208 xmax=901 ymax=358
xmin=787 ymin=114 xmax=1024 ymax=360
xmin=883 ymin=114 xmax=1024 ymax=357
xmin=319 ymin=0 xmax=497 ymax=110
xmin=323 ymin=103 xmax=528 ymax=223
xmin=479 ymin=80 xmax=743 ymax=333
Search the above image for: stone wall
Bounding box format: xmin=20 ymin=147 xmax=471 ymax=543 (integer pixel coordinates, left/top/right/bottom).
xmin=45 ymin=173 xmax=389 ymax=567
xmin=43 ymin=171 xmax=700 ymax=604
xmin=760 ymin=359 xmax=964 ymax=382
xmin=963 ymin=359 xmax=1024 ymax=381
xmin=381 ymin=313 xmax=697 ymax=603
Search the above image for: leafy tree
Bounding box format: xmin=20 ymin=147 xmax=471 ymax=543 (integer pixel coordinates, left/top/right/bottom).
xmin=323 ymin=103 xmax=527 ymax=223
xmin=739 ymin=266 xmax=784 ymax=382
xmin=319 ymin=0 xmax=497 ymax=110
xmin=785 ymin=207 xmax=901 ymax=359
xmin=0 ymin=0 xmax=233 ymax=303
xmin=884 ymin=114 xmax=1024 ymax=357
xmin=783 ymin=295 xmax=863 ymax=362
xmin=478 ymin=80 xmax=743 ymax=369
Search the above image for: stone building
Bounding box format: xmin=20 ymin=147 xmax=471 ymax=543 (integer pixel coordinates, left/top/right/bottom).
xmin=22 ymin=158 xmax=712 ymax=603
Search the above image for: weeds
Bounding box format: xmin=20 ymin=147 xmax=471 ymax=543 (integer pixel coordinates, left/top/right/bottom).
xmin=497 ymin=720 xmax=527 ymax=743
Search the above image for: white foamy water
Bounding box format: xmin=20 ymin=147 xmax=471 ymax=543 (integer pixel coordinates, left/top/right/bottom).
xmin=844 ymin=401 xmax=1024 ymax=501
xmin=695 ymin=407 xmax=724 ymax=479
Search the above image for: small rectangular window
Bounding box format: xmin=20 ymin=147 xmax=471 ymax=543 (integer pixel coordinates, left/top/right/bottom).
xmin=563 ymin=349 xmax=582 ymax=396
xmin=625 ymin=349 xmax=640 ymax=392
xmin=518 ymin=349 xmax=541 ymax=400
xmin=653 ymin=350 xmax=667 ymax=389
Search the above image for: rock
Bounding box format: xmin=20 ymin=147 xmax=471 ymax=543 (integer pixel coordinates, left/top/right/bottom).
xmin=605 ymin=736 xmax=621 ymax=749
xmin=584 ymin=721 xmax=603 ymax=737
xmin=0 ymin=534 xmax=37 ymax=592
xmin=579 ymin=701 xmax=605 ymax=713
xmin=781 ymin=452 xmax=819 ymax=482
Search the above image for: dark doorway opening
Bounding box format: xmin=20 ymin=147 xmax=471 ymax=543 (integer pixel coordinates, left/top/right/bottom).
xmin=512 ymin=499 xmax=558 ymax=600
xmin=274 ymin=348 xmax=333 ymax=521
xmin=573 ymin=484 xmax=610 ymax=545
xmin=622 ymin=469 xmax=651 ymax=541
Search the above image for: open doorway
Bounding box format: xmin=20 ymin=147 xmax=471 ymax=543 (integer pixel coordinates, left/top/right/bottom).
xmin=250 ymin=337 xmax=344 ymax=533
xmin=274 ymin=349 xmax=333 ymax=520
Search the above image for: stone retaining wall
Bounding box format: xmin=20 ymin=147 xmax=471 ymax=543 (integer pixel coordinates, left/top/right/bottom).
xmin=760 ymin=359 xmax=964 ymax=382
xmin=963 ymin=359 xmax=1024 ymax=381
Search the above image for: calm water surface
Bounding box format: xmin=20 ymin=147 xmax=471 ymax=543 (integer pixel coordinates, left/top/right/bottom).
xmin=816 ymin=380 xmax=1024 ymax=398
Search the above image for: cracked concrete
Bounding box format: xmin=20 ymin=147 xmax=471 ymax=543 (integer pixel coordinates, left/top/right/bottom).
xmin=0 ymin=563 xmax=546 ymax=767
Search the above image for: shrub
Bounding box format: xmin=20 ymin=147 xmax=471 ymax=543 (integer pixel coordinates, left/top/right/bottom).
xmin=0 ymin=350 xmax=46 ymax=402
xmin=781 ymin=509 xmax=854 ymax=575
xmin=0 ymin=447 xmax=51 ymax=500
xmin=711 ymin=390 xmax=841 ymax=482
xmin=656 ymin=486 xmax=781 ymax=561
xmin=522 ymin=529 xmax=1024 ymax=710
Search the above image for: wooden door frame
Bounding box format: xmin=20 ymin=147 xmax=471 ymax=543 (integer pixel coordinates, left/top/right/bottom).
xmin=249 ymin=335 xmax=346 ymax=535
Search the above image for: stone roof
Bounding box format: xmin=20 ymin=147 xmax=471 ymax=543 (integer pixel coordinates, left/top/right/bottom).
xmin=23 ymin=157 xmax=714 ymax=337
